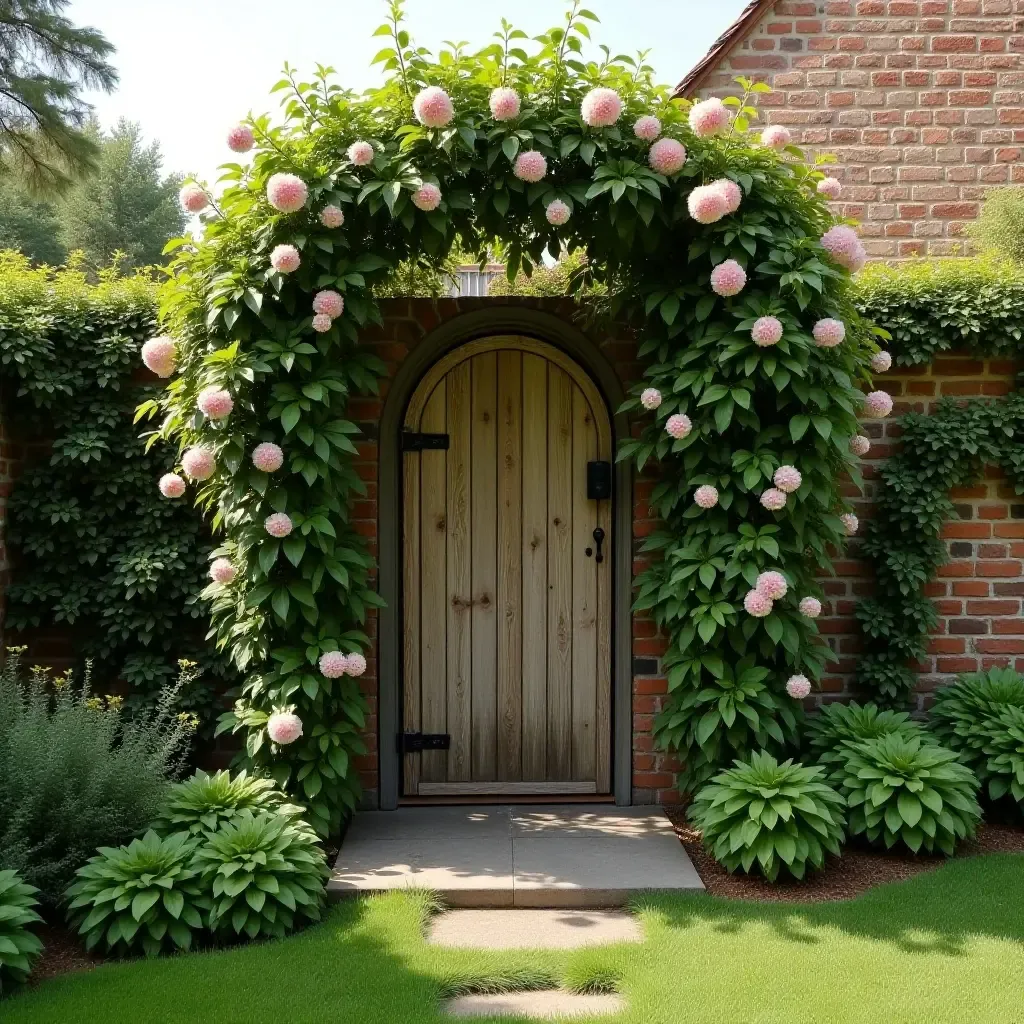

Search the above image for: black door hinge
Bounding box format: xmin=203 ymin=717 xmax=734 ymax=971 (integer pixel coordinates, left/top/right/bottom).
xmin=399 ymin=732 xmax=452 ymax=752
xmin=402 ymin=431 xmax=450 ymax=452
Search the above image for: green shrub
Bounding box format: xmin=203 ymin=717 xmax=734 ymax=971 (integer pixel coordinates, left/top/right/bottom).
xmin=66 ymin=831 xmax=209 ymax=957
xmin=195 ymin=811 xmax=328 ymax=941
xmin=805 ymin=701 xmax=925 ymax=766
xmin=0 ymin=648 xmax=196 ymax=904
xmin=832 ymin=735 xmax=982 ymax=855
xmin=981 ymin=706 xmax=1024 ymax=809
xmin=689 ymin=751 xmax=846 ymax=882
xmin=969 ymin=187 xmax=1024 ymax=265
xmin=0 ymin=870 xmax=43 ymax=994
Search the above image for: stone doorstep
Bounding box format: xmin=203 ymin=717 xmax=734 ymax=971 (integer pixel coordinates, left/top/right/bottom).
xmin=428 ymin=909 xmax=643 ymax=950
xmin=443 ymin=991 xmax=625 ymax=1019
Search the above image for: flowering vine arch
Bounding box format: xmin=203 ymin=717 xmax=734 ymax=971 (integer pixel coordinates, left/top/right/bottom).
xmin=142 ymin=2 xmax=893 ymax=835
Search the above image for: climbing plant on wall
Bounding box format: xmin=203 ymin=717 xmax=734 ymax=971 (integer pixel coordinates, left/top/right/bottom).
xmin=142 ymin=0 xmax=891 ymax=828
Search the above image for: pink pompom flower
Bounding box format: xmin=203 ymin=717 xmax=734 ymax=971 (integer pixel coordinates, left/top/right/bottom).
xmin=209 ymin=558 xmax=236 ymax=584
xmin=514 ymin=150 xmax=547 ymax=183
xmin=863 ymin=390 xmax=893 ymax=418
xmin=761 ymin=488 xmax=788 ymax=511
xmin=197 ymin=386 xmax=233 ymax=420
xmin=786 ymin=675 xmax=812 ymax=700
xmin=757 ymin=571 xmax=788 ymax=600
xmin=694 ymin=485 xmax=719 ymax=509
xmin=319 ymin=651 xmax=348 ymax=678
xmin=799 ymin=596 xmax=822 ymax=618
xmin=841 ymin=513 xmax=859 ymax=536
xmin=688 ymin=185 xmax=728 ymax=225
xmin=752 ymin=316 xmax=784 ymax=347
xmin=227 ymin=125 xmax=255 ymax=153
xmin=773 ymin=465 xmax=802 ymax=494
xmin=345 ymin=652 xmax=367 ymax=677
xmin=141 ymin=336 xmax=176 ymax=377
xmin=666 ymin=414 xmax=692 ymax=440
xmin=710 ymin=259 xmax=746 ymax=297
xmin=311 ymin=314 xmax=333 ymax=333
xmin=159 ymin=473 xmax=185 ymax=498
xmin=252 ymin=442 xmax=284 ymax=473
xmin=813 ymin=318 xmax=846 ymax=348
xmin=689 ymin=97 xmax=730 ymax=137
xmin=270 ymin=244 xmax=300 ymax=274
xmin=267 ymin=173 xmax=308 ymax=213
xmin=818 ymin=177 xmax=842 ymax=200
xmin=744 ymin=589 xmax=773 ymax=618
xmin=820 ymin=225 xmax=867 ymax=272
xmin=713 ymin=178 xmax=742 ymax=215
xmin=490 ymin=87 xmax=521 ymax=121
xmin=871 ymin=351 xmax=892 ymax=373
xmin=648 ymin=137 xmax=687 ymax=175
xmin=267 ymin=711 xmax=303 ymax=745
xmin=413 ymin=86 xmax=455 ymax=128
xmin=265 ymin=512 xmax=293 ymax=538
xmin=347 ymin=140 xmax=374 ymax=166
xmin=761 ymin=125 xmax=791 ymax=149
xmin=641 ymin=388 xmax=662 ymax=410
xmin=581 ymin=87 xmax=623 ymax=127
xmin=179 ymin=184 xmax=208 ymax=214
xmin=182 ymin=446 xmax=216 ymax=481
xmin=546 ymin=199 xmax=571 ymax=225
xmin=412 ymin=183 xmax=442 ymax=211
xmin=850 ymin=435 xmax=871 ymax=457
xmin=634 ymin=115 xmax=661 ymax=141
xmin=320 ymin=205 xmax=344 ymax=229
xmin=313 ymin=290 xmax=344 ymax=319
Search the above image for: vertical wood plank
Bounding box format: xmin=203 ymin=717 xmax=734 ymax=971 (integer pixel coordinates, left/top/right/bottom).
xmin=546 ymin=364 xmax=573 ymax=781
xmin=402 ymin=421 xmax=422 ymax=795
xmin=571 ymin=388 xmax=599 ymax=783
xmin=496 ymin=350 xmax=523 ymax=781
xmin=446 ymin=360 xmax=472 ymax=782
xmin=418 ymin=382 xmax=448 ymax=783
xmin=595 ymin=450 xmax=613 ymax=793
xmin=470 ymin=353 xmax=498 ymax=780
xmin=521 ymin=354 xmax=548 ymax=782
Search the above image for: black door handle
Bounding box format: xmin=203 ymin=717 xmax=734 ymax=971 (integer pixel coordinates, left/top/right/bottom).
xmin=592 ymin=527 xmax=605 ymax=563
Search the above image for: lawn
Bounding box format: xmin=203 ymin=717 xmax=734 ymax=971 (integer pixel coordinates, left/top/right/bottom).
xmin=6 ymin=854 xmax=1024 ymax=1024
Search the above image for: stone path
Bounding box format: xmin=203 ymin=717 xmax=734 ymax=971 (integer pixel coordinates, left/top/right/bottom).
xmin=443 ymin=991 xmax=625 ymax=1019
xmin=429 ymin=909 xmax=642 ymax=949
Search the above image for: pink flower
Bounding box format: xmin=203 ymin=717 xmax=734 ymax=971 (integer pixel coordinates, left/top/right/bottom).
xmin=761 ymin=488 xmax=788 ymax=511
xmin=265 ymin=512 xmax=293 ymax=538
xmin=648 ymin=138 xmax=687 ymax=175
xmin=871 ymin=351 xmax=892 ymax=373
xmin=412 ymin=183 xmax=442 ymax=211
xmin=270 ymin=244 xmax=300 ymax=273
xmin=710 ymin=259 xmax=746 ymax=297
xmin=688 ymin=185 xmax=727 ymax=224
xmin=713 ymin=178 xmax=742 ymax=214
xmin=267 ymin=711 xmax=303 ymax=745
xmin=744 ymin=589 xmax=773 ymax=618
xmin=252 ymin=442 xmax=284 ymax=472
xmin=786 ymin=675 xmax=812 ymax=700
xmin=694 ymin=485 xmax=719 ymax=509
xmin=546 ymin=199 xmax=571 ymax=225
xmin=209 ymin=558 xmax=236 ymax=584
xmin=863 ymin=390 xmax=893 ymax=418
xmin=581 ymin=87 xmax=623 ymax=127
xmin=666 ymin=414 xmax=692 ymax=440
xmin=514 ymin=150 xmax=547 ymax=182
xmin=319 ymin=651 xmax=348 ymax=678
xmin=818 ymin=177 xmax=842 ymax=200
xmin=141 ymin=336 xmax=176 ymax=378
xmin=320 ymin=205 xmax=345 ymax=229
xmin=756 ymin=571 xmax=788 ymax=600
xmin=634 ymin=115 xmax=661 ymax=141
xmin=641 ymin=388 xmax=662 ymax=410
xmin=820 ymin=225 xmax=867 ymax=272
xmin=752 ymin=316 xmax=783 ymax=347
xmin=197 ymin=386 xmax=233 ymax=420
xmin=799 ymin=596 xmax=822 ymax=618
xmin=689 ymin=97 xmax=730 ymax=137
xmin=267 ymin=173 xmax=308 ymax=213
xmin=159 ymin=473 xmax=185 ymax=498
xmin=311 ymin=313 xmax=333 ymax=333
xmin=413 ymin=86 xmax=454 ymax=127
xmin=179 ymin=184 xmax=208 ymax=213
xmin=841 ymin=512 xmax=859 ymax=536
xmin=490 ymin=87 xmax=521 ymax=121
xmin=227 ymin=125 xmax=254 ymax=153
xmin=773 ymin=465 xmax=802 ymax=494
xmin=313 ymin=290 xmax=344 ymax=318
xmin=182 ymin=446 xmax=216 ymax=480
xmin=761 ymin=125 xmax=791 ymax=149
xmin=348 ymin=140 xmax=374 ymax=166
xmin=813 ymin=318 xmax=846 ymax=348
xmin=850 ymin=435 xmax=871 ymax=457
xmin=345 ymin=652 xmax=367 ymax=677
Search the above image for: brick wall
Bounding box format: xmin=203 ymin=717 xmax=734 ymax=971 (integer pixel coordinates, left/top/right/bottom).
xmin=692 ymin=0 xmax=1024 ymax=257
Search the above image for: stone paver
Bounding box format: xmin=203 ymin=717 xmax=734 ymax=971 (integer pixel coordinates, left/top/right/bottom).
xmin=428 ymin=909 xmax=642 ymax=949
xmin=443 ymin=991 xmax=624 ymax=1019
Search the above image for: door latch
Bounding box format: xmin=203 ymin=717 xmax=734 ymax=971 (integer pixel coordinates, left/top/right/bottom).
xmin=592 ymin=527 xmax=606 ymax=564
xmin=399 ymin=732 xmax=451 ymax=753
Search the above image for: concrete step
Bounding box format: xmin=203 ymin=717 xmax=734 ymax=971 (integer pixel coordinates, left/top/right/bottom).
xmin=443 ymin=991 xmax=624 ymax=1019
xmin=428 ymin=909 xmax=642 ymax=949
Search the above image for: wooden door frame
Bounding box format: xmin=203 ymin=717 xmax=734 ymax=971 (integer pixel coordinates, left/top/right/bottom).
xmin=377 ymin=307 xmax=634 ymax=809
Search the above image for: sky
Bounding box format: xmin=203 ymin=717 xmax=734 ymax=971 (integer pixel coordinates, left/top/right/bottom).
xmin=66 ymin=0 xmax=749 ymax=186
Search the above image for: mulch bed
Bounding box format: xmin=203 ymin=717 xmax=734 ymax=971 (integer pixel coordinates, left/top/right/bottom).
xmin=29 ymin=922 xmax=103 ymax=984
xmin=664 ymin=805 xmax=1024 ymax=903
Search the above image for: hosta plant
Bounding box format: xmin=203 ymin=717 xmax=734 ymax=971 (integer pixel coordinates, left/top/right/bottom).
xmin=982 ymin=706 xmax=1024 ymax=809
xmin=805 ymin=700 xmax=924 ymax=767
xmin=689 ymin=751 xmax=846 ymax=882
xmin=832 ymin=735 xmax=982 ymax=855
xmin=66 ymin=831 xmax=209 ymax=956
xmin=0 ymin=870 xmax=43 ymax=993
xmin=195 ymin=811 xmax=329 ymax=941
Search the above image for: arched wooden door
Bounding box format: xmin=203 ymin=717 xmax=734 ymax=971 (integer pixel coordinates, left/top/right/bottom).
xmin=401 ymin=336 xmax=613 ymax=797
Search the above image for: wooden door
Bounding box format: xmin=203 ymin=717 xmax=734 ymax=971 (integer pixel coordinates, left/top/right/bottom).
xmin=402 ymin=337 xmax=612 ymax=797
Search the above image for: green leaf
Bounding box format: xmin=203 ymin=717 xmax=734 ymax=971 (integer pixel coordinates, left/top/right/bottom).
xmin=790 ymin=415 xmax=810 ymax=441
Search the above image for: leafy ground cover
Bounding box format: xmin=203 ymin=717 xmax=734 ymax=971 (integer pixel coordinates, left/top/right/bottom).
xmin=7 ymin=854 xmax=1024 ymax=1024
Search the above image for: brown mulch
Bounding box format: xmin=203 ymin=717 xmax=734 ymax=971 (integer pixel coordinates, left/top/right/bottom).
xmin=664 ymin=805 xmax=1024 ymax=903
xmin=29 ymin=922 xmax=104 ymax=983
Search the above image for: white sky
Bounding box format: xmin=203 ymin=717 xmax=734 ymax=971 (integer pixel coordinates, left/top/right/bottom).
xmin=67 ymin=0 xmax=749 ymax=186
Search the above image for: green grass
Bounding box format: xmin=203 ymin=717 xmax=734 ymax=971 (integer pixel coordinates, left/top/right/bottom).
xmin=6 ymin=855 xmax=1024 ymax=1023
